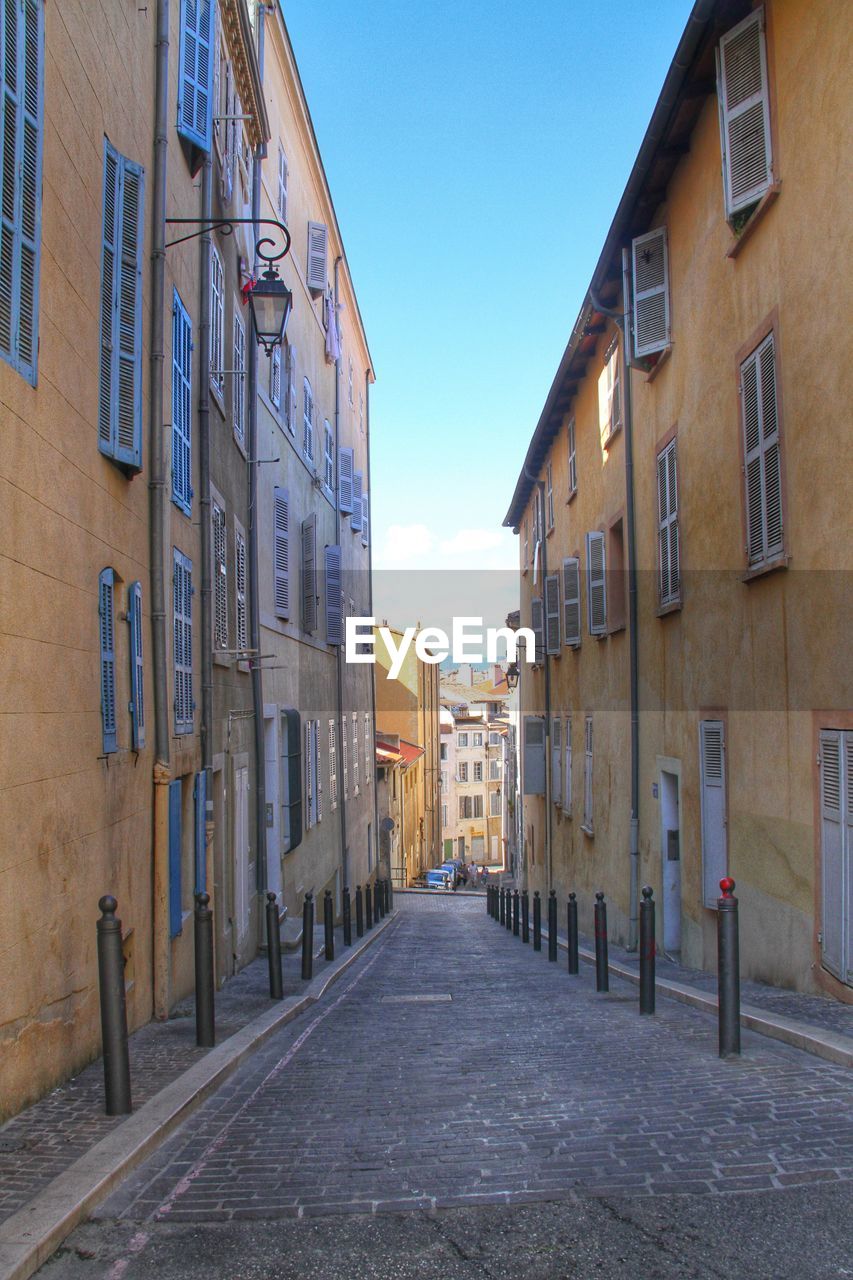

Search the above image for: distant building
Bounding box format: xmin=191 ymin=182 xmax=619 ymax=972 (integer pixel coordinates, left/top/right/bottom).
xmin=440 ymin=672 xmax=509 ymax=868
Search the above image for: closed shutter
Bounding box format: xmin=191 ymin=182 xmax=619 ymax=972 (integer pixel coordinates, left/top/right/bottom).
xmin=270 ymin=343 xmax=281 ymax=407
xmin=365 ymin=713 xmax=372 ymax=785
xmin=128 ymin=580 xmax=145 ymax=750
xmin=545 ymin=573 xmax=560 ymax=654
xmin=551 ymin=716 xmax=561 ymax=806
xmin=280 ymin=708 xmax=302 ymax=852
xmin=741 ymin=334 xmax=783 ymax=566
xmin=586 ymin=531 xmax=607 ymax=635
xmin=632 ymin=226 xmax=670 ymax=357
xmin=212 ymin=502 xmax=227 ymax=648
xmin=233 ymin=312 xmax=246 ymax=447
xmin=304 ymin=720 xmax=313 ymax=828
xmin=273 ymin=487 xmax=290 ymax=619
xmin=301 ymin=513 xmax=317 ymax=633
xmin=194 ymin=768 xmax=207 ymax=893
xmin=306 ymin=220 xmax=327 ymax=292
xmin=177 ymin=0 xmax=214 ymax=150
xmin=522 ymin=716 xmax=545 ymax=796
xmin=716 ymin=8 xmax=773 ymax=217
xmin=353 ymin=713 xmax=359 ymax=793
xmin=342 ymin=718 xmax=348 ymax=797
xmin=583 ymin=716 xmax=593 ymax=830
xmin=339 ymin=446 xmax=354 ymax=513
xmin=0 ymin=0 xmax=43 ymax=383
xmin=567 ymin=420 xmax=577 ymax=494
xmin=700 ymin=720 xmax=727 ymax=907
xmin=171 ymin=291 xmax=192 ymax=513
xmin=531 ymin=596 xmax=544 ymax=664
xmin=173 ymin=549 xmax=194 ymax=734
xmin=168 ymin=778 xmax=182 ymax=937
xmin=820 ymin=731 xmax=844 ymax=980
xmin=562 ymin=557 xmax=581 ymax=647
xmin=235 ymin=525 xmax=247 ymax=651
xmin=361 ymin=492 xmax=369 ymax=547
xmin=302 ymin=377 xmax=313 ymax=459
xmin=286 ymin=341 xmax=296 ymax=434
xmin=328 ymin=718 xmax=337 ymax=809
xmin=351 ymin=470 xmax=363 ymax=531
xmin=657 ymin=440 xmax=680 ymax=604
xmin=325 ymin=543 xmax=342 ymax=645
xmin=563 ymin=718 xmax=572 ymax=815
xmin=99 ymin=142 xmax=144 ymax=470
xmin=277 ymin=142 xmax=288 ymax=221
xmin=315 ymin=720 xmax=322 ymax=821
xmin=98 ymin=568 xmax=117 ymax=754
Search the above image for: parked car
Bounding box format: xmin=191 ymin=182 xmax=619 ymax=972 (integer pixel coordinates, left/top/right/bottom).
xmin=441 ymin=859 xmax=469 ymax=889
xmin=425 ymin=868 xmax=453 ymax=891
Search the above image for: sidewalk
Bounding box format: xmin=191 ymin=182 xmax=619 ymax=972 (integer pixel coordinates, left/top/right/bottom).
xmin=0 ymin=911 xmax=397 ymax=1280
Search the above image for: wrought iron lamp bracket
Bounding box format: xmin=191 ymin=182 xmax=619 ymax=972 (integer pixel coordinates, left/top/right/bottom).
xmin=164 ymin=217 xmax=291 ymax=265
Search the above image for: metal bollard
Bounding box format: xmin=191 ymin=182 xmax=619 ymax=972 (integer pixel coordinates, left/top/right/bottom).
xmin=365 ymin=882 xmax=373 ymax=930
xmin=301 ymin=892 xmax=314 ymax=980
xmin=324 ymin=889 xmax=335 ymax=961
xmin=492 ymin=884 xmax=498 ymax=920
xmin=521 ymin=889 xmax=530 ymax=944
xmin=486 ymin=883 xmax=492 ymax=916
xmin=717 ymin=877 xmax=741 ymax=1057
xmin=567 ymin=892 xmax=579 ymax=975
xmin=343 ymin=887 xmax=352 ymax=947
xmin=505 ymin=887 xmax=512 ymax=932
xmin=380 ymin=878 xmax=387 ymax=917
xmin=355 ymin=885 xmax=364 ymax=938
xmin=639 ymin=886 xmax=655 ymax=1015
xmin=96 ymin=896 xmax=132 ymax=1115
xmin=594 ymin=892 xmax=609 ymax=992
xmin=548 ymin=890 xmax=558 ymax=961
xmin=388 ymin=877 xmax=394 ymax=911
xmin=513 ymin=889 xmax=520 ymax=936
xmin=499 ymin=886 xmax=506 ymax=926
xmin=377 ymin=879 xmax=384 ymax=917
xmin=266 ymin=892 xmax=284 ymax=1000
xmin=384 ymin=878 xmax=391 ymax=914
xmin=533 ymin=891 xmax=542 ymax=951
xmin=194 ymin=892 xmax=215 ymax=1047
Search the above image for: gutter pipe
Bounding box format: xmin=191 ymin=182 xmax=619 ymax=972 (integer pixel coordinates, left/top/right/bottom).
xmin=523 ymin=468 xmax=552 ymax=893
xmin=333 ymin=255 xmax=349 ymax=894
xmin=365 ymin=368 xmax=379 ymax=884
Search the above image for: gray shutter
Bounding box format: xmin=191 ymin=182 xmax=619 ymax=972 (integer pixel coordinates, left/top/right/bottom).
xmin=270 ymin=343 xmax=281 ymax=408
xmin=700 ymin=720 xmax=727 ymax=907
xmin=523 ymin=716 xmax=545 ymax=796
xmin=562 ymin=557 xmax=581 ymax=647
xmin=361 ymin=492 xmax=369 ymax=547
xmin=99 ymin=568 xmax=117 ymax=754
xmin=306 ymin=220 xmax=327 ymax=292
xmin=716 ymin=9 xmax=773 ymax=216
xmin=301 ymin=513 xmax=317 ymax=633
xmin=325 ymin=544 xmax=342 ymax=645
xmin=586 ymin=531 xmax=607 ymax=635
xmin=632 ymin=226 xmax=670 ymax=357
xmin=273 ymin=486 xmax=290 ymax=619
xmin=657 ymin=440 xmax=679 ymax=604
xmin=286 ymin=342 xmax=296 ymax=434
xmin=128 ymin=579 xmax=145 ymax=751
xmin=563 ymin=718 xmax=572 ymax=815
xmin=339 ymin=446 xmax=354 ymax=513
xmin=544 ymin=573 xmax=560 ymax=655
xmin=551 ymin=716 xmax=561 ymax=805
xmin=531 ymin=596 xmax=544 ymax=664
xmin=819 ymin=731 xmax=844 ymax=981
xmin=351 ymin=470 xmax=363 ymax=531
xmin=212 ymin=501 xmax=227 ymax=647
xmin=741 ymin=334 xmax=782 ymax=566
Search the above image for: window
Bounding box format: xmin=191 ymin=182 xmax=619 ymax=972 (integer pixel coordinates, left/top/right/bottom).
xmin=523 ymin=716 xmax=546 ymax=796
xmin=531 ymin=596 xmax=544 ymax=663
xmin=459 ymin=796 xmax=471 ymax=819
xmin=325 ymin=544 xmax=342 ymax=645
xmin=563 ymin=718 xmax=572 ymax=816
xmin=545 ymin=573 xmax=560 ymax=655
xmin=586 ymin=531 xmax=606 ymax=636
xmin=352 ymin=712 xmax=359 ymax=794
xmin=440 ymin=743 xmax=448 ymax=761
xmin=328 ymin=719 xmax=338 ymax=810
xmin=342 ymin=718 xmax=348 ymax=797
xmin=657 ymin=439 xmax=680 ymax=605
xmin=562 ymin=557 xmax=581 ymax=648
xmin=567 ymin=420 xmax=577 ymax=496
xmin=323 ymin=421 xmax=334 ymax=493
xmin=819 ymin=730 xmax=853 ymax=982
xmin=172 ymin=292 xmax=192 ymax=513
xmin=128 ymin=580 xmax=145 ymax=750
xmin=235 ymin=523 xmax=247 ymax=652
xmin=459 ymin=762 xmax=469 ymax=783
xmin=280 ymin=709 xmax=302 ymax=853
xmin=1 ymin=0 xmax=44 ymax=384
xmin=700 ymin=720 xmax=727 ymax=906
xmin=270 ymin=344 xmax=281 ymax=408
xmin=632 ymin=227 xmax=671 ymax=358
xmin=472 ymin=732 xmax=483 ymax=747
xmin=98 ymin=568 xmax=117 ymax=754
xmin=473 ymin=761 xmax=483 ymax=783
xmin=277 ymin=142 xmax=288 ymax=221
xmin=607 ymin=519 xmax=626 ymax=632
xmin=441 ymin=769 xmax=447 ymax=793
xmin=489 ymin=759 xmax=500 ymax=780
xmin=457 ymin=732 xmax=468 ymax=748
xmin=522 ymin=518 xmax=529 ymax=574
xmin=304 ymin=719 xmax=321 ymax=827
xmin=741 ymin=332 xmax=783 ymax=568
xmin=472 ymin=795 xmax=484 ymax=819
xmin=212 ymin=501 xmax=227 ymax=649
xmin=361 ymin=492 xmax=370 ymax=548
xmin=364 ymin=713 xmax=372 ymax=785
xmin=302 ymin=377 xmax=314 ymax=460
xmin=546 ymin=462 xmax=554 ymax=530
xmin=285 ymin=341 xmax=296 ymax=434
xmin=716 ymin=8 xmax=773 ymax=220
xmin=351 ymin=471 xmax=363 ymax=532
xmin=551 ymin=715 xmax=561 ymax=807
xmin=442 ymin=804 xmax=448 ymax=828
xmin=99 ymin=141 xmax=144 ymax=470
xmin=582 ymin=716 xmax=593 ymax=833
xmin=173 ymin=549 xmax=193 ymax=735
xmin=306 ymin=221 xmax=327 ymax=292
xmin=490 ymin=790 xmax=501 ymax=817
xmin=233 ymin=311 xmax=246 ymax=447
xmin=301 ymin=514 xmax=317 ymax=633
xmin=177 ymin=0 xmax=214 ymax=149
xmin=338 ymin=446 xmax=354 ymax=513
xmin=489 ymin=731 xmax=501 ymax=746
xmin=273 ymin=486 xmax=290 ymax=619
xmin=598 ymin=338 xmax=621 ymax=446
xmin=210 ymin=243 xmax=224 ymax=397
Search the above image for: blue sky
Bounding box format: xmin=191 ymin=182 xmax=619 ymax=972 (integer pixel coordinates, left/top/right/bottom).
xmin=284 ymin=0 xmax=693 ymax=584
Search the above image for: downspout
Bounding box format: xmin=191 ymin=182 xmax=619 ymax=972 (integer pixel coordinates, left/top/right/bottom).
xmin=199 ymin=158 xmax=212 ymax=777
xmin=590 ymin=264 xmax=639 ymax=951
xmin=365 ymin=369 xmax=380 ymax=882
xmin=249 ymin=1 xmax=269 ymax=899
xmin=523 ymin=468 xmax=552 ymax=892
xmin=150 ymin=0 xmax=170 ymax=1020
xmin=333 ymin=255 xmax=349 ymax=893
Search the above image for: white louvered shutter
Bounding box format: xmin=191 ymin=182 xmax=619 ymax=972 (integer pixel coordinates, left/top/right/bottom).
xmin=361 ymin=492 xmax=369 ymax=547
xmin=562 ymin=557 xmax=581 ymax=647
xmin=286 ymin=342 xmax=296 ymax=434
xmin=632 ymin=226 xmax=670 ymax=357
xmin=657 ymin=440 xmax=679 ymax=605
xmin=563 ymin=718 xmax=572 ymax=815
xmin=819 ymin=731 xmax=844 ymax=980
xmin=325 ymin=544 xmax=342 ymax=645
xmin=551 ymin=716 xmax=561 ymax=806
xmin=531 ymin=596 xmax=544 ymax=664
xmin=235 ymin=526 xmax=247 ymax=651
xmin=583 ymin=716 xmax=593 ymax=830
xmin=99 ymin=569 xmax=117 ymax=753
xmin=304 ymin=720 xmax=314 ymax=828
xmin=277 ymin=142 xmax=288 ymax=221
xmin=301 ymin=514 xmax=317 ymax=633
xmin=212 ymin=502 xmax=227 ymax=648
xmin=351 ymin=471 xmax=363 ymax=531
xmin=273 ymin=486 xmax=290 ymax=619
xmin=741 ymin=334 xmax=782 ymax=567
xmin=700 ymin=720 xmax=727 ymax=907
xmin=586 ymin=531 xmax=607 ymax=635
xmin=306 ymin=221 xmax=327 ymax=292
xmin=339 ymin=446 xmax=354 ymax=513
xmin=545 ymin=574 xmax=560 ymax=655
xmin=716 ymin=8 xmax=773 ymax=217
xmin=328 ymin=719 xmax=338 ymax=809
xmin=270 ymin=344 xmax=281 ymax=408
xmin=523 ymin=716 xmax=545 ymax=796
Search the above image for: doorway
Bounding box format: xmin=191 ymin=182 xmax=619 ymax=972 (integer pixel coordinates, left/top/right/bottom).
xmin=660 ymin=768 xmax=681 ymax=955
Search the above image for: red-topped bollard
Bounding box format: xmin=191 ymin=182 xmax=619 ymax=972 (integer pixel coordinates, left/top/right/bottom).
xmin=717 ymin=877 xmax=741 ymax=1057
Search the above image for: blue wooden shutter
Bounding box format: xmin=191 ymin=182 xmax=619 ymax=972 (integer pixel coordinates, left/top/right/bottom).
xmin=171 ymin=290 xmax=192 ymax=513
xmin=178 ymin=0 xmax=213 ymax=150
xmin=194 ymin=768 xmax=207 ymax=893
xmin=273 ymin=486 xmax=290 ymax=618
xmin=98 ymin=568 xmax=117 ymax=753
xmin=128 ymin=580 xmax=145 ymax=750
xmin=351 ymin=471 xmax=363 ymax=531
xmin=0 ymin=0 xmax=43 ymax=384
xmin=173 ymin=549 xmax=194 ymax=733
xmin=99 ymin=141 xmax=144 ymax=470
xmin=325 ymin=544 xmax=342 ymax=645
xmin=168 ymin=778 xmax=182 ymax=936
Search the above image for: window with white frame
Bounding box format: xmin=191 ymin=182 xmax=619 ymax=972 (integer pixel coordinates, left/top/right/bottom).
xmin=233 ymin=311 xmax=245 ymax=447
xmin=740 ymin=332 xmax=783 ymax=569
xmin=457 ymin=732 xmax=468 ymax=748
xmin=546 ymin=462 xmax=554 ymax=530
xmin=352 ymin=712 xmax=359 ymax=794
xmin=364 ymin=713 xmax=371 ymax=785
xmin=210 ymin=243 xmax=224 ymax=397
xmin=323 ymin=420 xmax=334 ymax=493
xmin=490 ymin=790 xmax=501 ymax=817
xmin=489 ymin=758 xmax=501 ymax=780
xmin=472 ymin=732 xmax=483 ymax=747
xmin=212 ymin=501 xmax=227 ymax=649
xmin=472 ymin=795 xmax=484 ymax=819
xmin=551 ymin=715 xmax=562 ymax=806
xmin=567 ymin=419 xmax=577 ymax=496
xmin=716 ymin=8 xmax=773 ymax=221
xmin=235 ymin=522 xmax=247 ymax=652
xmin=657 ymin=438 xmax=680 ymax=605
xmin=459 ymin=762 xmax=469 ymax=783
xmin=563 ymin=717 xmax=572 ymax=815
xmin=489 ymin=731 xmax=501 ymax=746
xmin=598 ymin=338 xmax=621 ymax=445
xmin=270 ymin=344 xmax=281 ymax=408
xmin=473 ymin=761 xmax=483 ymax=782
xmin=302 ymin=377 xmax=314 ymax=460
xmin=582 ymin=716 xmax=593 ymax=833
xmin=304 ymin=718 xmax=321 ymax=828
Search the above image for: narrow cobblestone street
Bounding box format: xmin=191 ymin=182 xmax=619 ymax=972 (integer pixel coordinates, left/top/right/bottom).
xmin=34 ymin=895 xmax=853 ymax=1279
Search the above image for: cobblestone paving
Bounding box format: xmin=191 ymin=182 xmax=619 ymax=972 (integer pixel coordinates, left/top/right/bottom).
xmin=97 ymin=893 xmax=853 ymax=1223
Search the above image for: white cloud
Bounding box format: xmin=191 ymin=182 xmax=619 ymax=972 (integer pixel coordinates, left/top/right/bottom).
xmin=374 ymin=522 xmax=517 ymax=573
xmin=439 ymin=528 xmax=507 ymax=555
xmin=376 ymin=523 xmax=436 ymax=566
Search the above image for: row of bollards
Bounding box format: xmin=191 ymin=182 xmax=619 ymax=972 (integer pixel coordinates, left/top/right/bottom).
xmin=488 ymin=879 xmax=741 ymax=1057
xmin=97 ymin=877 xmax=394 ymax=1115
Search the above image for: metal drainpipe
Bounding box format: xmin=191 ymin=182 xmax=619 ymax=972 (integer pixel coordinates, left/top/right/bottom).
xmin=333 ymin=256 xmax=349 ymax=893
xmin=249 ymin=1 xmax=269 ymax=899
xmin=523 ymin=469 xmax=552 ymax=892
xmin=365 ymin=369 xmax=380 ymax=882
xmin=149 ymin=0 xmax=171 ymax=1020
xmin=590 ymin=260 xmax=639 ymax=951
xmin=199 ymin=158 xmax=212 ymax=776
